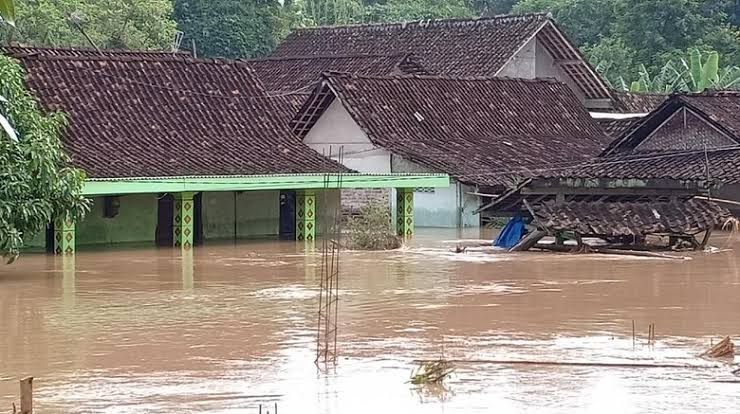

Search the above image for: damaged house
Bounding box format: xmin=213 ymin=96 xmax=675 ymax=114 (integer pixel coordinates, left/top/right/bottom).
xmin=291 ymin=71 xmax=609 ymax=228
xmin=481 ymin=91 xmax=740 ymax=251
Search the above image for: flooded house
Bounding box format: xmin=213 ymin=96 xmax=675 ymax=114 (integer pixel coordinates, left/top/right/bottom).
xmin=5 ymin=47 xmax=448 ymax=254
xmin=480 ymin=91 xmax=740 ymax=250
xmin=290 ymin=71 xmax=609 ymax=228
xmin=253 ymin=13 xmax=616 ymax=117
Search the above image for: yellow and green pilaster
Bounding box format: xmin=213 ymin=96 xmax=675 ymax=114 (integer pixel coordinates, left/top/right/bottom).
xmin=296 ymin=190 xmax=316 ymax=242
xmin=173 ymin=192 xmax=195 ymax=250
xmin=396 ymin=188 xmax=414 ymax=238
xmin=54 ymin=215 xmax=76 ymax=255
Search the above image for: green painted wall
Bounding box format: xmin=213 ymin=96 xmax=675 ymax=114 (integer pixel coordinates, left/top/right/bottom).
xmin=203 ymin=191 xmax=280 ymax=239
xmin=77 ymin=194 xmax=158 ymax=245
xmin=22 ymin=194 xmax=157 ymax=250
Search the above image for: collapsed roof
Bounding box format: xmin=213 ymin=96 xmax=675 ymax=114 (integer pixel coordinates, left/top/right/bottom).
xmin=532 ymin=199 xmax=729 ymax=237
xmin=5 ymin=46 xmax=345 ymax=178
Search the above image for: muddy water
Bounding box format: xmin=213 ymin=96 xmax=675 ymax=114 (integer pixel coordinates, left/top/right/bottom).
xmin=1 ymin=229 xmax=739 ymax=413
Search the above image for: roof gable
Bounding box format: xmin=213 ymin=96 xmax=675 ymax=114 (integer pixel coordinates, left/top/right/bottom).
xmin=293 ymin=72 xmax=609 ymax=186
xmin=602 ymin=91 xmax=740 ymax=156
xmin=5 ymin=46 xmax=345 ymax=178
xmin=272 ymin=14 xmax=612 ymax=101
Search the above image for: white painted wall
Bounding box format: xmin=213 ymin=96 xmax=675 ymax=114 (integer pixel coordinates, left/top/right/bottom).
xmin=498 ymin=37 xmax=587 ymax=103
xmin=391 ymin=156 xmax=480 ymax=228
xmin=303 ymin=98 xmax=480 ymax=228
xmin=304 ymin=99 xmax=391 ymax=173
xmin=497 ymin=36 xmax=536 ymax=78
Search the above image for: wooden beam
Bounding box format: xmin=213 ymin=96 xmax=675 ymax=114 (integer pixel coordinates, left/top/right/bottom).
xmin=509 ymin=230 xmax=547 ymax=252
xmin=20 ymin=377 xmax=32 ymax=414
xmin=521 ymin=187 xmax=699 ymax=196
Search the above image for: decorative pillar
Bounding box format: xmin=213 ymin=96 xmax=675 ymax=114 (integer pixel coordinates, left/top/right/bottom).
xmin=296 ymin=190 xmax=316 ymax=242
xmin=396 ymin=188 xmax=414 ymax=238
xmin=173 ymin=192 xmax=194 ymax=250
xmin=54 ymin=215 xmax=75 ymax=255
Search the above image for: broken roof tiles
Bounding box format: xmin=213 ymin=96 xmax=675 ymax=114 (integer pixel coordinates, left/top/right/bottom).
xmin=293 ymin=72 xmax=609 ymax=186
xmin=5 ymin=46 xmax=345 ymax=178
xmin=532 ymin=199 xmax=729 ymax=237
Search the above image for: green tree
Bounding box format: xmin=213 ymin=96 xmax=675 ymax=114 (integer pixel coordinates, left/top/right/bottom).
xmin=300 ymin=0 xmax=365 ymax=25
xmin=0 ymin=0 xmax=14 ymax=26
xmin=0 ymin=55 xmax=90 ymax=262
xmin=1 ymin=0 xmax=177 ymax=50
xmin=467 ymin=0 xmax=518 ymax=16
xmin=619 ymin=49 xmax=740 ymax=93
xmin=513 ymin=0 xmax=617 ymax=47
xmin=364 ymin=0 xmax=473 ymax=22
xmin=174 ymin=0 xmax=290 ymax=58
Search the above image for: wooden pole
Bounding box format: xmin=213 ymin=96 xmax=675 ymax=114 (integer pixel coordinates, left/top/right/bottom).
xmin=509 ymin=230 xmax=546 ymax=252
xmin=20 ymin=377 xmax=32 ymax=414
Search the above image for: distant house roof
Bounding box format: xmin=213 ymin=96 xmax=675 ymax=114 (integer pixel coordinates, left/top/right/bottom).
xmin=272 ymin=13 xmax=612 ymax=101
xmin=603 ymin=91 xmax=740 ymax=156
xmin=250 ymin=53 xmax=427 ymax=93
xmin=611 ymin=90 xmax=668 ymax=113
xmin=4 ymin=46 xmax=345 ymax=178
xmin=543 ymin=148 xmax=740 ymax=184
xmin=596 ymin=117 xmax=644 ymax=139
xmin=292 ymin=72 xmax=609 ymax=187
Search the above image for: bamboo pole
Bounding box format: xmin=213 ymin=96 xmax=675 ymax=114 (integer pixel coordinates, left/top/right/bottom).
xmin=412 ymin=359 xmax=719 ymax=369
xmin=20 ymin=377 xmax=32 ymax=414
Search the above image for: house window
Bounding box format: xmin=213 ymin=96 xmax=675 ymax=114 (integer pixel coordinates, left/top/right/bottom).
xmin=415 ymin=187 xmax=435 ymax=194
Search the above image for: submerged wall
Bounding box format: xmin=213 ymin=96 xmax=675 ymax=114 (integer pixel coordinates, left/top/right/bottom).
xmin=391 ymin=156 xmax=480 ymax=228
xmin=202 ymin=191 xmax=280 ymax=240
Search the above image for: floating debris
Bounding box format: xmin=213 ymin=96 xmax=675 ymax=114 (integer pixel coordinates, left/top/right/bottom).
xmin=702 ymin=336 xmax=735 ymax=359
xmin=410 ymin=359 xmax=455 ymax=385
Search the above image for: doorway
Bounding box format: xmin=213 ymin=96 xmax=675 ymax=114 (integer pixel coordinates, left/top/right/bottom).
xmin=279 ymin=190 xmax=296 ymax=240
xmin=156 ymin=193 xmax=203 ymax=247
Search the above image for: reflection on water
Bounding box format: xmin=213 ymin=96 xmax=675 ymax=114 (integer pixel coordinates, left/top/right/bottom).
xmin=1 ymin=229 xmax=740 ymax=413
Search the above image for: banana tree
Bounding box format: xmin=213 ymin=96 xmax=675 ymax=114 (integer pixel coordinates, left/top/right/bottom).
xmin=0 ymin=0 xmax=14 ymax=26
xmin=680 ymin=49 xmax=720 ymax=92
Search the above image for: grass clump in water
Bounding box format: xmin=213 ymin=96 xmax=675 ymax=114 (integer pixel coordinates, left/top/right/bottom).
xmin=409 ymin=359 xmax=455 ymax=385
xmin=345 ymin=201 xmax=402 ymax=250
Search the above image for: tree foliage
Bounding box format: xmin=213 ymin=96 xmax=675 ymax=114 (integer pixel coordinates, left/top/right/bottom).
xmin=618 ymin=49 xmax=740 ymax=93
xmin=364 ymin=0 xmax=472 ymax=22
xmin=0 ymin=55 xmax=90 ymax=262
xmin=1 ymin=0 xmax=177 ymax=50
xmin=0 ymin=0 xmax=15 ymax=26
xmin=174 ymin=0 xmax=291 ymax=58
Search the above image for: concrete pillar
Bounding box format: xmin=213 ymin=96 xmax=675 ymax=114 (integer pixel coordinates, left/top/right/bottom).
xmin=296 ymin=189 xmax=316 ymax=242
xmin=396 ymin=188 xmax=414 ymax=238
xmin=54 ymin=215 xmax=75 ymax=255
xmin=173 ymin=192 xmax=195 ymax=250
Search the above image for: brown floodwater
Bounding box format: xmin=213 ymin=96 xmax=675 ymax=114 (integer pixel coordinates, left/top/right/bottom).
xmin=1 ymin=228 xmax=739 ymax=413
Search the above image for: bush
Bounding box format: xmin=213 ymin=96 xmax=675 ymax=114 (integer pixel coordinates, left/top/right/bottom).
xmin=345 ymin=201 xmax=402 ymax=250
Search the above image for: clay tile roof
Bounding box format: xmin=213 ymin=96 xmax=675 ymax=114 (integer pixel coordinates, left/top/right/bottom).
xmin=273 ymin=14 xmax=548 ymax=75
xmin=678 ymin=91 xmax=740 ymax=137
xmin=293 ymin=72 xmax=609 ymax=186
xmin=611 ymin=90 xmax=668 ymax=113
xmin=603 ymin=91 xmax=740 ymax=156
xmin=596 ymin=117 xmax=644 ymax=139
xmin=4 ymin=46 xmax=346 ymax=178
xmin=272 ymin=13 xmax=612 ymax=101
xmin=542 ymin=148 xmax=740 ymax=183
xmin=532 ymin=199 xmax=729 ymax=237
xmin=249 ymin=53 xmax=427 ymax=93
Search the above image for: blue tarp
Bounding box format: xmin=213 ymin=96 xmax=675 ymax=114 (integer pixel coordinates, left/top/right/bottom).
xmin=494 ymin=216 xmax=527 ymax=248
